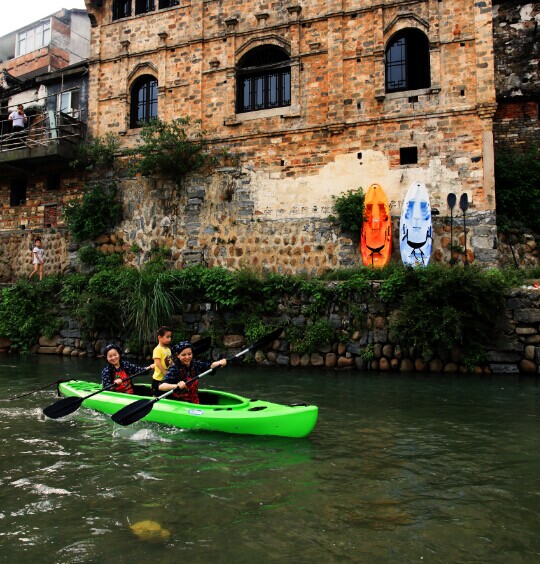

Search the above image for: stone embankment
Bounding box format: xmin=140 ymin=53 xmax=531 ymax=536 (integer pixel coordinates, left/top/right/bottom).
xmin=2 ymin=287 xmax=540 ymax=376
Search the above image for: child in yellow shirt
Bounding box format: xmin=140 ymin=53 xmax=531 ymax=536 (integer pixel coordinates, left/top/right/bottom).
xmin=152 ymin=326 xmax=173 ymax=396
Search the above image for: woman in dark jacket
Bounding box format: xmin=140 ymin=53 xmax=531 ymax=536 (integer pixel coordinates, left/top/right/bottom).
xmin=159 ymin=341 xmax=226 ymax=403
xmin=101 ymin=344 xmax=154 ymax=394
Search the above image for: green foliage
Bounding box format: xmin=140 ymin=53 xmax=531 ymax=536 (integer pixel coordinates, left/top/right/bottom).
xmin=380 ymin=265 xmax=511 ymax=361
xmin=495 ymin=146 xmax=540 ymax=232
xmin=70 ymin=133 xmax=119 ymax=172
xmin=243 ymin=315 xmax=270 ymax=343
xmin=123 ymin=267 xmax=182 ymax=348
xmin=296 ymin=319 xmax=335 ymax=355
xmin=78 ymin=245 xmax=100 ymax=266
xmin=0 ymin=278 xmax=62 ymax=352
xmin=63 ymin=182 xmax=123 ymax=243
xmin=331 ymin=188 xmax=365 ymax=235
xmin=360 ymin=344 xmax=375 ymax=362
xmin=127 ymin=118 xmax=213 ymax=184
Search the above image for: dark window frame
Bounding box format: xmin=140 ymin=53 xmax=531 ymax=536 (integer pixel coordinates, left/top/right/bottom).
xmin=130 ymin=75 xmax=158 ymax=128
xmin=158 ymin=0 xmax=179 ymax=8
xmin=112 ymin=0 xmax=132 ymax=20
xmin=135 ymin=0 xmax=155 ymax=15
xmin=10 ymin=177 xmax=27 ymax=207
xmin=236 ymin=46 xmax=292 ymax=114
xmin=385 ymin=29 xmax=431 ymax=93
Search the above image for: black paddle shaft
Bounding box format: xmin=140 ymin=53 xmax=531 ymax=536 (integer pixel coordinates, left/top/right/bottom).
xmin=111 ymin=327 xmax=284 ymax=427
xmin=43 ymin=368 xmax=151 ymax=419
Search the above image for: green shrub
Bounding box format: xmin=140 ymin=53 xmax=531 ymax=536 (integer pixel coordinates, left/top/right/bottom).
xmin=70 ymin=133 xmax=119 ymax=172
xmin=63 ymin=182 xmax=122 ymax=243
xmin=127 ymin=118 xmax=213 ymax=185
xmin=0 ymin=278 xmax=62 ymax=352
xmin=380 ymin=265 xmax=510 ymax=361
xmin=330 ymin=188 xmax=365 ymax=236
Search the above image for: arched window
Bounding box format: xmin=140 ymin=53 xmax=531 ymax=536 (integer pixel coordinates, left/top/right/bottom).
xmin=385 ymin=29 xmax=430 ymax=93
xmin=130 ymin=75 xmax=158 ymax=128
xmin=112 ymin=0 xmax=131 ymax=20
xmin=236 ymin=46 xmax=291 ymax=113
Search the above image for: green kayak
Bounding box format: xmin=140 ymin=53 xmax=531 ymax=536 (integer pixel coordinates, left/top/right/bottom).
xmin=57 ymin=380 xmax=318 ymax=438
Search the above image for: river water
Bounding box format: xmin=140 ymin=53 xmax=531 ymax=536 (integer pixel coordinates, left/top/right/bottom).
xmin=1 ymin=355 xmax=540 ymax=563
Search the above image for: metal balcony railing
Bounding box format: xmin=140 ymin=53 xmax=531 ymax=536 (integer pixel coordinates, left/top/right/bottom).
xmin=0 ymin=110 xmax=86 ymax=156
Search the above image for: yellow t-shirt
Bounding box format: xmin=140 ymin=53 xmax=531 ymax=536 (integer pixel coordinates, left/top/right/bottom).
xmin=152 ymin=344 xmax=172 ymax=381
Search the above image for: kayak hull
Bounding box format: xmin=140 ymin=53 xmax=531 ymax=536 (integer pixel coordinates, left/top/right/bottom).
xmin=57 ymin=381 xmax=318 ymax=438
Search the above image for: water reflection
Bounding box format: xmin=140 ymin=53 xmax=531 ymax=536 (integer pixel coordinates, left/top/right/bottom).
xmin=1 ymin=357 xmax=540 ymax=562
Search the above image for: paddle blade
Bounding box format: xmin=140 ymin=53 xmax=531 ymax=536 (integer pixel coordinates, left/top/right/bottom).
xmin=447 ymin=193 xmax=456 ymax=209
xmin=43 ymin=396 xmax=84 ymax=419
xmin=111 ymin=399 xmax=155 ymax=426
xmin=459 ymin=193 xmax=469 ymax=212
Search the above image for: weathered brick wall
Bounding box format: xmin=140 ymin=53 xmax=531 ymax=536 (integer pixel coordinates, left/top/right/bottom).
xmin=492 ymin=1 xmax=540 ymax=152
xmin=83 ymin=0 xmax=499 ymax=268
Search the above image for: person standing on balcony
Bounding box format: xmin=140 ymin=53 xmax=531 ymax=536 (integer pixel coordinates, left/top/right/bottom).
xmin=9 ymin=105 xmax=28 ymax=133
xmin=29 ymin=238 xmax=44 ymax=281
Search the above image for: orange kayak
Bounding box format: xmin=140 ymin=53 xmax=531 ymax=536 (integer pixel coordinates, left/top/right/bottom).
xmin=360 ymin=183 xmax=393 ymax=267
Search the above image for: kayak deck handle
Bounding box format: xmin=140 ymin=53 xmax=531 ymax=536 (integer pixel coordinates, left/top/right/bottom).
xmin=289 ymin=402 xmax=309 ymax=407
xmin=248 ymin=406 xmax=267 ymax=411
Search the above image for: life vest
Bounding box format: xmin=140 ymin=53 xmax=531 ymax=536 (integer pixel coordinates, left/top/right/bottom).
xmin=170 ymin=364 xmax=199 ymax=403
xmin=114 ymin=368 xmax=134 ymax=394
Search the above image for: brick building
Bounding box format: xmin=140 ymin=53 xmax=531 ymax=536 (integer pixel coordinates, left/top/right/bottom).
xmin=0 ymin=10 xmax=91 ymax=281
xmin=84 ymin=1 xmax=499 ymax=271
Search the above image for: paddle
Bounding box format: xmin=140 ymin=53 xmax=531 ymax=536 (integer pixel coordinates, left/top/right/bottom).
xmin=43 ymin=367 xmax=151 ymax=419
xmin=8 ymin=378 xmax=69 ymax=401
xmin=447 ymin=193 xmax=456 ymax=266
xmin=111 ymin=327 xmax=284 ymax=427
xmin=459 ymin=193 xmax=469 ymax=266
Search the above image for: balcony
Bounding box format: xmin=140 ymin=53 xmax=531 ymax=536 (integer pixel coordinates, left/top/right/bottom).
xmin=0 ymin=111 xmax=86 ymax=171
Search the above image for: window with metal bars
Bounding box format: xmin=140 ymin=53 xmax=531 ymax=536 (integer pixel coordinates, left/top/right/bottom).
xmin=135 ymin=0 xmax=155 ymax=14
xmin=130 ymin=75 xmax=158 ymax=128
xmin=236 ymin=46 xmax=291 ymax=113
xmin=385 ymin=29 xmax=430 ymax=93
xmin=112 ymin=0 xmax=132 ymax=20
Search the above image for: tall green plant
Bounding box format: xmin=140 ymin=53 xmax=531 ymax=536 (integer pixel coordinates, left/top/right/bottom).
xmin=63 ymin=182 xmax=123 ymax=243
xmin=127 ymin=118 xmax=213 ymax=185
xmin=124 ymin=268 xmax=182 ymax=349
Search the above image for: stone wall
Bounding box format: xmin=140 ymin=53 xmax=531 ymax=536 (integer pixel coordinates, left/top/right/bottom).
xmin=0 ymin=229 xmax=74 ymax=281
xmin=9 ymin=284 xmax=540 ymax=376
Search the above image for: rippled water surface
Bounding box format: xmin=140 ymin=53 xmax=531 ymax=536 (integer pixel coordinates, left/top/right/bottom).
xmin=1 ymin=355 xmax=540 ymax=563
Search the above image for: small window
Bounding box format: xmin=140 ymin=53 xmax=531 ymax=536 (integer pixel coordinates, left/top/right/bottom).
xmin=236 ymin=46 xmax=291 ymax=114
xmin=113 ymin=0 xmax=132 ymax=20
xmin=159 ymin=0 xmax=179 ymax=8
xmin=386 ymin=29 xmax=430 ymax=93
xmin=57 ymin=90 xmax=80 ymax=118
xmin=10 ymin=178 xmax=27 ymax=207
xmin=47 ymin=172 xmax=61 ymax=190
xmin=400 ymin=147 xmax=418 ymax=165
xmin=135 ymin=0 xmax=155 ymax=15
xmin=130 ymin=75 xmax=158 ymax=128
xmin=16 ymin=20 xmax=51 ymax=57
